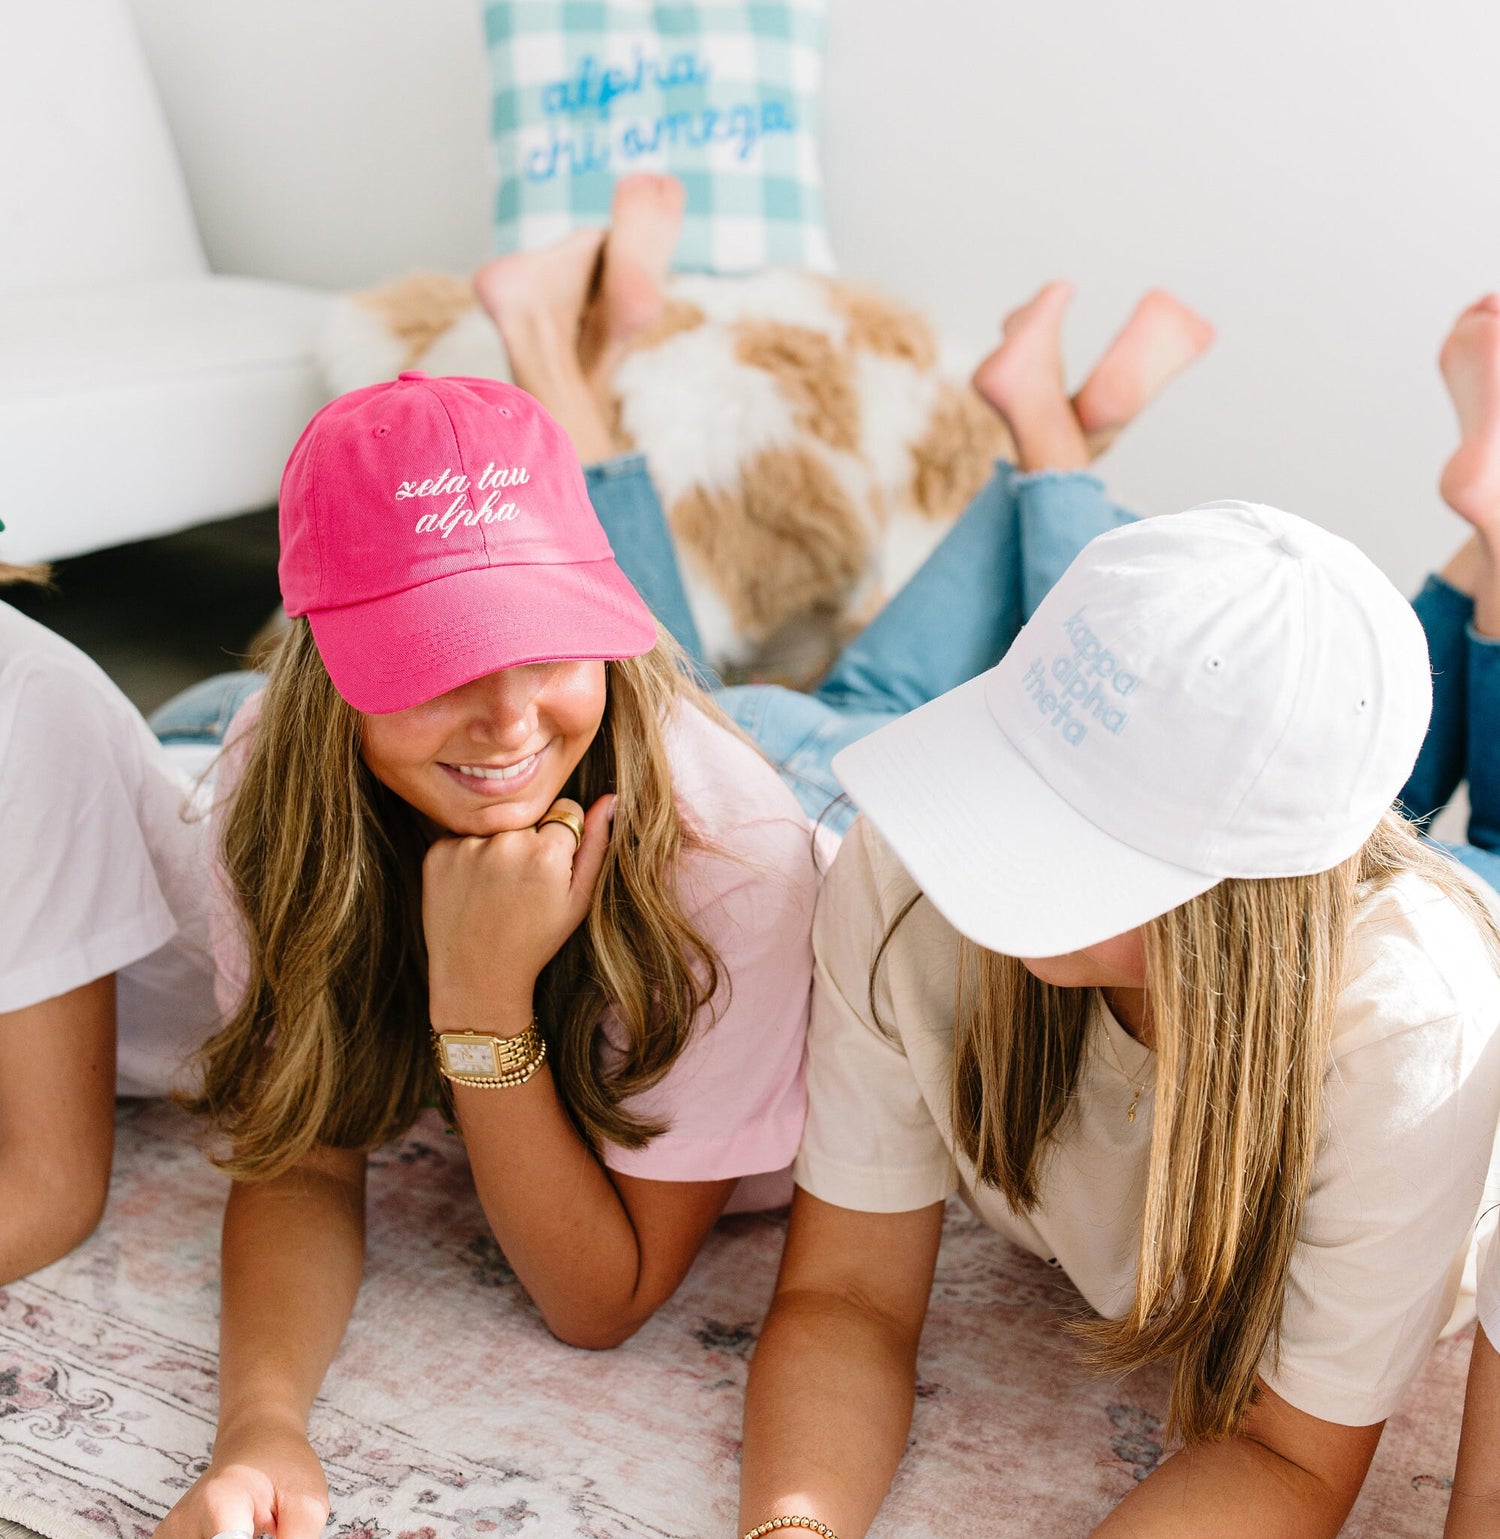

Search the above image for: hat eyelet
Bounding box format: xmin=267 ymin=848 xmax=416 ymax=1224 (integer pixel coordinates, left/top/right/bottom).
xmin=497 ymin=406 xmax=512 ymax=418
xmin=1356 ymin=696 xmax=1370 ymax=712
xmin=1204 ymin=656 xmax=1223 ymax=673
xmin=373 ymin=424 xmax=391 ymax=439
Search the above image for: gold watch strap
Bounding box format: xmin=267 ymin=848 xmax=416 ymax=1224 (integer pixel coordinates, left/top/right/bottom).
xmin=432 ymin=1021 xmax=547 ymax=1088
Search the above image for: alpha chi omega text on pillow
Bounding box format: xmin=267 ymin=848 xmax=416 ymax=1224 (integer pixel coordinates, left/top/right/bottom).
xmin=482 ymin=0 xmax=833 ymax=274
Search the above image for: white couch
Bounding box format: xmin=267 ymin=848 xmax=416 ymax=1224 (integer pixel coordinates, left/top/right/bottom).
xmin=0 ymin=0 xmax=331 ymax=566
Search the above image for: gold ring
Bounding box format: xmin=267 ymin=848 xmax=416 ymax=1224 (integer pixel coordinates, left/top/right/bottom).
xmin=536 ymin=805 xmax=585 ymax=850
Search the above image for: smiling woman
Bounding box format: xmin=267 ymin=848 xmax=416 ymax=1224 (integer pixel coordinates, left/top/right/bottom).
xmin=360 ymin=661 xmax=608 ymax=835
xmin=157 ymin=374 xmax=822 ymax=1538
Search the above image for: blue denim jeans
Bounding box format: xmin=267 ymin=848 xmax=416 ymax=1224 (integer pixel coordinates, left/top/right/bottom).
xmin=590 ymin=456 xmax=1131 ymax=833
xmin=1399 ymin=574 xmax=1500 ymax=890
xmin=583 ymin=455 xmax=707 ymax=666
xmin=148 ymin=670 xmax=266 ymax=744
xmin=589 ymin=457 xmax=1500 ymax=878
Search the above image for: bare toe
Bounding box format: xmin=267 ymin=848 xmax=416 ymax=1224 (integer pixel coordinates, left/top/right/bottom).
xmin=1071 ymin=289 xmax=1214 ymax=442
xmin=971 ymin=282 xmax=1088 ymax=472
xmin=473 ymin=229 xmax=606 ymax=342
xmin=971 ymin=281 xmax=1075 ymax=415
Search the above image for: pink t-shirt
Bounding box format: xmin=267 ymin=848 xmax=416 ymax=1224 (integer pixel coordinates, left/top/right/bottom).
xmin=210 ymin=692 xmax=821 ymax=1194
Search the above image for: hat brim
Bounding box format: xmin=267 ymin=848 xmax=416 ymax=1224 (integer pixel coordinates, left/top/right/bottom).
xmin=831 ymin=673 xmax=1222 ymax=958
xmin=308 ymin=557 xmax=659 ymax=714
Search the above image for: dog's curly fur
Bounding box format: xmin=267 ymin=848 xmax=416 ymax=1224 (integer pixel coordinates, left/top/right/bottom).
xmin=318 ymin=269 xmax=1011 ymax=686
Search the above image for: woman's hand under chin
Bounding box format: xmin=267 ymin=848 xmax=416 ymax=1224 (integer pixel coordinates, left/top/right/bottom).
xmin=422 ymin=793 xmax=616 ymax=1031
xmin=152 ymin=1414 xmax=328 ymax=1539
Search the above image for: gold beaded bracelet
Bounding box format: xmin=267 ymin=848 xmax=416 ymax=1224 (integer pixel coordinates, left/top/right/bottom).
xmin=741 ymin=1520 xmax=839 ymax=1539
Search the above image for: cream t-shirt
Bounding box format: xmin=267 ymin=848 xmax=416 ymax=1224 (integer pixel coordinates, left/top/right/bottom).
xmin=0 ymin=602 xmax=218 ymax=1095
xmin=1481 ymin=1231 xmax=1500 ymax=1349
xmin=796 ymin=817 xmax=1500 ymax=1427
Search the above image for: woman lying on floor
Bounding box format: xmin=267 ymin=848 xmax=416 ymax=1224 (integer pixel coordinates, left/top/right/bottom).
xmin=736 ymin=290 xmax=1500 ymax=1539
xmin=0 ymin=546 xmax=227 ymax=1286
xmin=155 ymin=181 xmax=1215 ymax=1536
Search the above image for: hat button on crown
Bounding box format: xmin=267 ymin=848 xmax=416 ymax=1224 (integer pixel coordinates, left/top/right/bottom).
xmin=397 ymin=370 xmax=429 ymax=383
xmin=1273 ymin=526 xmax=1311 ymax=558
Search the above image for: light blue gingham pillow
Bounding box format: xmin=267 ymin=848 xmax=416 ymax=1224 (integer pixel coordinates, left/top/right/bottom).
xmin=482 ymin=0 xmax=834 ymax=274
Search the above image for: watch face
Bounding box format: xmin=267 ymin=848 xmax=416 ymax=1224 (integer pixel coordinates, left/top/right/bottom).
xmin=442 ymin=1037 xmax=497 ymax=1076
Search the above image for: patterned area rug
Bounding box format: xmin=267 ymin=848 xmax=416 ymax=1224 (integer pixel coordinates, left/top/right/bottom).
xmin=0 ymin=1102 xmax=1472 ymax=1537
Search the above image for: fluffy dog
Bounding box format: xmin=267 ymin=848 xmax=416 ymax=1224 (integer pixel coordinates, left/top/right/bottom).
xmin=318 ymin=269 xmax=1010 ymax=685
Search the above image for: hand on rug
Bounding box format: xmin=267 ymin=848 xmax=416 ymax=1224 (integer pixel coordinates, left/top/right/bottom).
xmin=153 ymin=1413 xmax=329 ymax=1539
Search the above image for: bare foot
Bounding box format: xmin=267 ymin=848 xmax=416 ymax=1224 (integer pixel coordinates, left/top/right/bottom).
xmin=1071 ymin=290 xmax=1214 ymax=456
xmin=579 ymin=174 xmax=686 ymax=398
xmin=473 ymin=227 xmax=604 ymax=360
xmin=971 ymin=281 xmax=1090 ymax=473
xmin=471 ymin=228 xmax=616 ymax=462
xmin=1439 ymin=295 xmax=1500 ymax=534
xmin=1437 ymin=295 xmax=1500 ymax=636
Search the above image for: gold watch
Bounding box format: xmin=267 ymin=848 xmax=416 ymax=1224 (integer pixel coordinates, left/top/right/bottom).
xmin=431 ymin=1021 xmax=547 ymax=1088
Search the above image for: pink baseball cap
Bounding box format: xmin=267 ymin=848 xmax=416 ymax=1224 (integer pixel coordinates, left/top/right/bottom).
xmin=278 ymin=372 xmax=658 ymax=713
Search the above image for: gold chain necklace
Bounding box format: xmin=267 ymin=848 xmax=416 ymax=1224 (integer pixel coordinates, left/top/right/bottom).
xmin=1099 ymin=1022 xmax=1151 ymax=1124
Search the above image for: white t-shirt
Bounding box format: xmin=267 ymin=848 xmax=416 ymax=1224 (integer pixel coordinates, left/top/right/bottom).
xmin=796 ymin=817 xmax=1500 ymax=1427
xmin=1481 ymin=1230 xmax=1500 ymax=1349
xmin=0 ymin=602 xmax=218 ymax=1095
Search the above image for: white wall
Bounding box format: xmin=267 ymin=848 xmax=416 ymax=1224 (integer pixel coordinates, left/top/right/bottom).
xmin=818 ymin=0 xmax=1500 ymax=595
xmin=128 ymin=0 xmax=1500 ymax=590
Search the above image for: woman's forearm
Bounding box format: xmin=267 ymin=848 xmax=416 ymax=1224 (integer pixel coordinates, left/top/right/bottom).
xmin=214 ymin=1157 xmax=366 ymax=1437
xmin=1093 ymin=1388 xmax=1381 ymax=1539
xmin=736 ymin=1195 xmax=943 ymax=1539
xmin=1447 ymin=1326 xmax=1500 ymax=1539
xmin=426 ymin=820 xmax=728 ymax=1349
xmin=0 ymin=1160 xmax=107 ymax=1284
xmin=738 ymin=1286 xmax=923 ymax=1539
xmin=1094 ymin=1443 xmax=1345 ymax=1538
xmin=0 ymin=979 xmax=116 ymax=1284
xmin=452 ymin=1062 xmax=672 ymax=1347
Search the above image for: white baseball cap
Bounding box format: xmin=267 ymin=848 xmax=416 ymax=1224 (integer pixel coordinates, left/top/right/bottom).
xmin=832 ymin=501 xmax=1432 ymax=958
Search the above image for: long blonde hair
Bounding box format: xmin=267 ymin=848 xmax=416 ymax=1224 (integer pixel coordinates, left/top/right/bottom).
xmin=184 ymin=618 xmax=726 ymax=1181
xmin=939 ymin=812 xmax=1500 ymax=1443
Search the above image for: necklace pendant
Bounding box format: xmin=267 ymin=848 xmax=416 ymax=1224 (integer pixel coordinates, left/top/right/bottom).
xmin=1127 ymin=1091 xmax=1139 ymax=1123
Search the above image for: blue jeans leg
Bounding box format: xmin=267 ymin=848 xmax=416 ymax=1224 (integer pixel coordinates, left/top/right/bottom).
xmin=1399 ymin=574 xmax=1472 ymax=823
xmin=725 ymin=465 xmax=1136 ymax=833
xmin=1433 ymin=838 xmax=1500 ymax=891
xmin=814 ymin=463 xmax=1133 ymax=718
xmin=584 ymin=454 xmax=709 ymax=672
xmin=1388 ymin=576 xmax=1499 ymax=894
xmin=1466 ymin=625 xmax=1500 ymax=860
xmin=1016 ymin=470 xmax=1137 ymax=621
xmin=716 ymin=683 xmax=883 ymax=836
xmin=148 ymin=672 xmax=267 ymax=745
